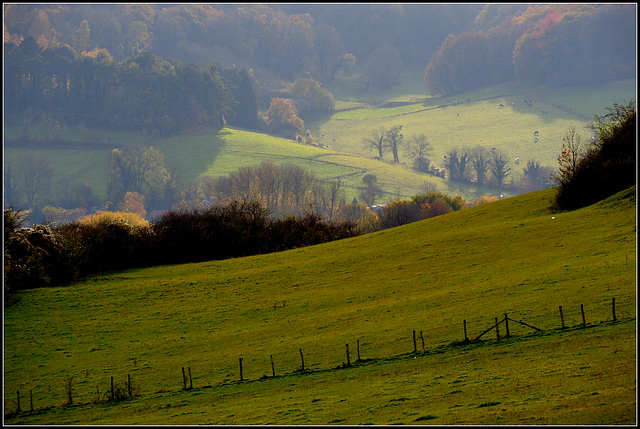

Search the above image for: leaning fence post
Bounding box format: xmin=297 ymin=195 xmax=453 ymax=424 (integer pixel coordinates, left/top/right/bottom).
xmin=559 ymin=306 xmax=565 ymax=329
xmin=16 ymin=390 xmax=20 ymax=412
xmin=128 ymin=374 xmax=132 ymax=397
xmin=357 ymin=339 xmax=361 ymax=361
xmin=612 ymin=298 xmax=617 ymax=321
xmin=581 ymin=304 xmax=586 ymax=327
xmin=239 ymin=358 xmax=244 ymax=380
xmin=30 ymin=389 xmax=33 ymax=412
xmin=504 ymin=313 xmax=510 ymax=337
xmin=463 ymin=320 xmax=469 ymax=342
xmin=271 ymin=355 xmax=275 ymax=377
xmin=299 ymin=348 xmax=305 ymax=371
xmin=495 ymin=317 xmax=500 ymax=340
xmin=413 ymin=330 xmax=417 ymax=353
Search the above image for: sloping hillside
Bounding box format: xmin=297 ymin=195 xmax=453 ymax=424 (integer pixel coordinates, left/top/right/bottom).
xmin=4 ymin=187 xmax=636 ymax=424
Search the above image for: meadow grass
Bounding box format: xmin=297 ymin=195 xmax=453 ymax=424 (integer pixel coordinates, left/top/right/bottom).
xmin=4 ymin=186 xmax=636 ymax=425
xmin=3 ymin=75 xmax=634 ymax=206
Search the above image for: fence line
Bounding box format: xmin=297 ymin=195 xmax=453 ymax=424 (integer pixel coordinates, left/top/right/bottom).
xmin=7 ymin=297 xmax=623 ymax=415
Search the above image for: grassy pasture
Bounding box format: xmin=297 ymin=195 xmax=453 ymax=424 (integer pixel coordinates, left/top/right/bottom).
xmin=311 ymin=77 xmax=636 ymax=179
xmin=3 ymin=73 xmax=634 ymax=208
xmin=3 ymin=186 xmax=636 ymax=425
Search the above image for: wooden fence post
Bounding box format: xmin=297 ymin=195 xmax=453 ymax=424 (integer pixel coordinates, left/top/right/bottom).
xmin=30 ymin=389 xmax=33 ymax=412
xmin=504 ymin=313 xmax=510 ymax=337
xmin=111 ymin=376 xmax=114 ymax=400
xmin=239 ymin=358 xmax=244 ymax=380
xmin=495 ymin=317 xmax=500 ymax=340
xmin=271 ymin=355 xmax=275 ymax=377
xmin=413 ymin=330 xmax=417 ymax=353
xmin=420 ymin=331 xmax=425 ymax=353
xmin=581 ymin=304 xmax=586 ymax=327
xmin=346 ymin=344 xmax=351 ymax=366
xmin=188 ymin=367 xmax=193 ymax=389
xmin=463 ymin=320 xmax=468 ymax=342
xmin=559 ymin=306 xmax=565 ymax=329
xmin=357 ymin=339 xmax=361 ymax=361
xmin=128 ymin=374 xmax=132 ymax=397
xmin=16 ymin=390 xmax=20 ymax=412
xmin=299 ymin=348 xmax=305 ymax=371
xmin=182 ymin=367 xmax=187 ymax=389
xmin=612 ymin=298 xmax=617 ymax=321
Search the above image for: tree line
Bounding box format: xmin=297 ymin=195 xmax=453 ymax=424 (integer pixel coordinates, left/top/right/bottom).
xmin=4 ymin=39 xmax=258 ymax=133
xmin=3 ymin=4 xmax=480 ymax=92
xmin=2 ymin=201 xmax=357 ymax=299
xmin=3 ymin=184 xmax=475 ymax=300
xmin=425 ymin=4 xmax=636 ymax=96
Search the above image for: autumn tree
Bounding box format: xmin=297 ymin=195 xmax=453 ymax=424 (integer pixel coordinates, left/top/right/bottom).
xmin=290 ymin=78 xmax=335 ymax=119
xmin=359 ymin=174 xmax=384 ymax=207
xmin=265 ymin=97 xmax=305 ymax=139
xmin=118 ymin=191 xmax=147 ymax=218
xmin=107 ymin=144 xmax=170 ymax=207
xmin=334 ymin=202 xmax=378 ymax=235
xmin=379 ymin=200 xmax=422 ymax=229
xmin=361 ymin=41 xmax=402 ymax=91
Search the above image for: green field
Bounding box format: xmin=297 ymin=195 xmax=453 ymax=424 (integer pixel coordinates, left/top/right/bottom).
xmin=4 ymin=75 xmax=635 ymax=208
xmin=4 ymin=186 xmax=636 ymax=425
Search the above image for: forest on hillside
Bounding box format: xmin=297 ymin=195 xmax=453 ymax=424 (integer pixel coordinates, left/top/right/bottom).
xmin=3 ymin=3 xmax=636 ymax=221
xmin=5 ymin=4 xmax=636 ymax=121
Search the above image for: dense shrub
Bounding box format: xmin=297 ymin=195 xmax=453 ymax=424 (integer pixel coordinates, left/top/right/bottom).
xmin=553 ymin=101 xmax=636 ymax=210
xmin=4 ymin=210 xmax=72 ymax=296
xmin=57 ymin=212 xmax=154 ymax=277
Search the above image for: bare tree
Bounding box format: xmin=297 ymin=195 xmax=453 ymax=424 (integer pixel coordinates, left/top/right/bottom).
xmin=313 ymin=179 xmax=344 ymax=222
xmin=229 ymin=165 xmax=259 ymax=202
xmin=385 ymin=125 xmax=404 ymax=163
xmin=281 ymin=163 xmax=315 ymax=212
xmin=555 ymin=125 xmax=585 ymax=186
xmin=3 ymin=158 xmax=20 ymax=208
xmin=255 ymin=160 xmax=282 ymax=209
xmin=362 ymin=126 xmax=388 ymax=158
xmin=16 ymin=152 xmax=53 ymax=206
xmin=406 ymin=133 xmax=433 ymax=159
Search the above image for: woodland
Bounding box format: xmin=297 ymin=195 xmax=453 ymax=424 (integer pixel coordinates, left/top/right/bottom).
xmin=4 ymin=4 xmax=635 ymax=134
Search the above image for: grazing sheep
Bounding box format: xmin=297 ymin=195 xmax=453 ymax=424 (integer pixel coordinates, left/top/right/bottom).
xmin=499 ymin=104 xmax=504 ymax=108
xmin=541 ymin=110 xmax=547 ymax=114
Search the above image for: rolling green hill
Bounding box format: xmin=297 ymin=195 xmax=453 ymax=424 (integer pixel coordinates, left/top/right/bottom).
xmin=4 ymin=186 xmax=636 ymax=425
xmin=3 ymin=77 xmax=635 ymax=210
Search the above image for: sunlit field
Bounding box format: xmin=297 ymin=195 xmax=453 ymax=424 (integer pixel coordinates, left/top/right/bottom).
xmin=4 ymin=186 xmax=636 ymax=425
